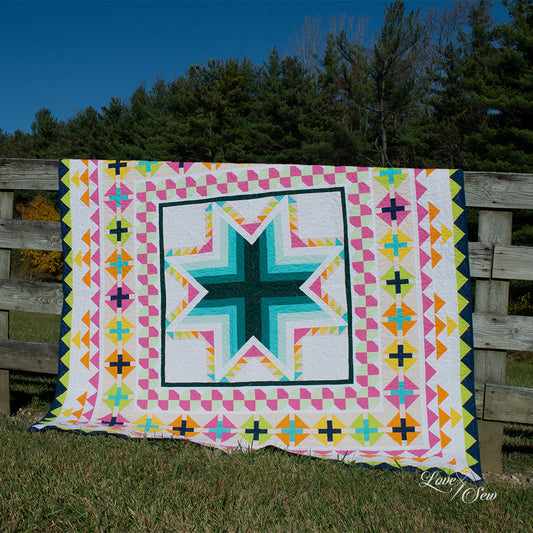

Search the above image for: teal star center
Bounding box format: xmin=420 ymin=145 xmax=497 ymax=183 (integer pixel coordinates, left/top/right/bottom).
xmin=192 ymin=221 xmax=321 ymax=358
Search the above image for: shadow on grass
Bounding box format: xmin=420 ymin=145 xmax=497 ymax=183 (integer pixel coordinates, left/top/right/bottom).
xmin=9 ymin=370 xmax=56 ymax=415
xmin=503 ymin=443 xmax=533 ymax=455
xmin=505 ymin=425 xmax=533 ymax=440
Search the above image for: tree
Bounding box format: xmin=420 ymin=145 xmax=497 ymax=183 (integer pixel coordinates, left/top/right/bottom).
xmin=465 ymin=0 xmax=533 ymax=171
xmin=253 ymin=50 xmax=327 ymax=164
xmin=422 ymin=0 xmax=496 ymax=168
xmin=31 ymin=108 xmax=66 ymax=159
xmin=17 ymin=196 xmax=62 ymax=281
xmin=170 ymin=58 xmax=259 ymax=162
xmin=298 ymin=31 xmax=371 ymax=166
xmin=65 ymin=106 xmax=104 ymax=159
xmin=289 ymin=15 xmax=326 ymax=83
xmin=368 ymin=1 xmax=427 ymax=166
xmin=0 ymin=129 xmax=33 ymax=158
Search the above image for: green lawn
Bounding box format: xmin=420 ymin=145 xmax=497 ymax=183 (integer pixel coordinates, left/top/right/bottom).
xmin=1 ymin=312 xmax=531 ymax=532
xmin=507 ymin=351 xmax=533 ymax=389
xmin=7 ymin=311 xmax=60 ymax=414
xmin=1 ymin=415 xmax=532 ymax=533
xmin=9 ymin=310 xmax=61 ymax=344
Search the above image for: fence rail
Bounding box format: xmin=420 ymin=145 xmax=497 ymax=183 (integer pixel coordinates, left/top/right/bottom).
xmin=0 ymin=158 xmax=532 ymax=474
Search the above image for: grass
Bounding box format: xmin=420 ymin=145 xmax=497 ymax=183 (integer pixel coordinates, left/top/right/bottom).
xmin=502 ymin=351 xmax=533 ymax=478
xmin=7 ymin=311 xmax=59 ymax=414
xmin=1 ymin=313 xmax=532 ymax=532
xmin=1 ymin=416 xmax=532 ymax=533
xmin=507 ymin=351 xmax=533 ymax=389
xmin=9 ymin=311 xmax=61 ymax=345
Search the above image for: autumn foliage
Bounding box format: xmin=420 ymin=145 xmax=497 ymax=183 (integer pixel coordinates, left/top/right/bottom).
xmin=17 ymin=195 xmax=62 ymax=281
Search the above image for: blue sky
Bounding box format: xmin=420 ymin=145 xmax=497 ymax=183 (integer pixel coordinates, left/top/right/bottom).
xmin=1 ymin=0 xmax=510 ymax=134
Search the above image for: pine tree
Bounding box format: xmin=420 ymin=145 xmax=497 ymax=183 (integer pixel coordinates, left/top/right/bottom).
xmin=31 ymin=108 xmax=66 ymax=159
xmin=466 ymin=0 xmax=533 ymax=171
xmin=368 ymin=1 xmax=426 ymax=166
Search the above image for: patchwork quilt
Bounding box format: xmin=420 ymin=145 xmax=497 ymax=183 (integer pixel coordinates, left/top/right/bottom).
xmin=31 ymin=160 xmax=482 ymax=481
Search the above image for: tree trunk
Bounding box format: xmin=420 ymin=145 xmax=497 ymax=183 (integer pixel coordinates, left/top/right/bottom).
xmin=380 ymin=79 xmax=387 ymax=166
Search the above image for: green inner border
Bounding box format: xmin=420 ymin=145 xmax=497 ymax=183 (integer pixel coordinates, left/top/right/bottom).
xmin=159 ymin=187 xmax=354 ymax=387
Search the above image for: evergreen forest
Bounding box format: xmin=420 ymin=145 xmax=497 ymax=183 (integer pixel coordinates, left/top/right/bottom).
xmin=1 ymin=0 xmax=531 ymax=173
xmin=0 ymin=0 xmax=531 ymax=307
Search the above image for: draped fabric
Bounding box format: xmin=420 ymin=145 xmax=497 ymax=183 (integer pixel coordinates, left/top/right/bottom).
xmin=31 ymin=160 xmax=482 ymax=482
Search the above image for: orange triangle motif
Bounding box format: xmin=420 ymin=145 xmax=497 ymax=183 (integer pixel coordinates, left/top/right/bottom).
xmin=382 ymin=321 xmax=398 ymax=336
xmin=81 ymin=311 xmax=91 ymax=329
xmin=80 ymin=351 xmax=90 ymax=370
xmin=428 ymin=202 xmax=440 ymax=222
xmin=435 ymin=317 xmax=446 ymax=337
xmin=79 ymin=165 xmax=89 ymax=187
xmin=437 ymin=385 xmax=449 ymax=405
xmin=431 ymin=248 xmax=442 ymax=268
xmin=434 ymin=293 xmax=445 ymax=313
xmin=82 ymin=271 xmax=91 ymax=287
xmin=401 ymin=319 xmax=417 ymax=336
xmin=276 ymin=415 xmax=309 ymax=446
xmin=82 ymin=249 xmax=91 ymax=267
xmin=80 ymin=188 xmax=90 ymax=207
xmin=81 ymin=230 xmax=91 ymax=248
xmin=440 ymin=430 xmax=451 ymax=449
xmin=430 ymin=225 xmax=441 ymax=245
xmin=401 ymin=302 xmax=417 ymax=317
xmin=436 ymin=339 xmax=448 ymax=359
xmin=387 ymin=413 xmax=420 ymax=445
xmin=82 ymin=331 xmax=90 ymax=348
xmin=439 ymin=408 xmax=451 ymax=427
xmin=77 ymin=392 xmax=88 ymax=406
xmin=383 ymin=303 xmax=399 ymax=317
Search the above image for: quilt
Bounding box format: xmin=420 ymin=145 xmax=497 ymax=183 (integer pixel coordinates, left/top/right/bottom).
xmin=31 ymin=160 xmax=482 ymax=482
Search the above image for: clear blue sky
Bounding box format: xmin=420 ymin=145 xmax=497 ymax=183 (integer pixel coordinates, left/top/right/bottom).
xmin=1 ymin=0 xmax=510 ymax=134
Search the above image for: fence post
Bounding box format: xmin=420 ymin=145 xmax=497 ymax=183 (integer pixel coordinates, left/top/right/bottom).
xmin=474 ymin=210 xmax=512 ymax=473
xmin=0 ymin=190 xmax=13 ymax=415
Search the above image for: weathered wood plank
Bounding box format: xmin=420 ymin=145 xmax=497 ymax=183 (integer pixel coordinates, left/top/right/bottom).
xmin=484 ymin=383 xmax=533 ymax=425
xmin=0 ymin=190 xmax=13 ymax=414
xmin=0 ymin=279 xmax=62 ymax=314
xmin=0 ymin=219 xmax=62 ymax=251
xmin=473 ymin=313 xmax=533 ymax=352
xmin=476 ymin=382 xmax=533 ymax=425
xmin=0 ymin=159 xmax=58 ymax=191
xmin=0 ymin=339 xmax=58 ymax=374
xmin=464 ymin=171 xmax=533 ymax=209
xmin=474 ymin=383 xmax=484 ymax=419
xmin=468 ymin=242 xmax=493 ymax=279
xmin=492 ymin=244 xmax=533 ymax=281
xmin=468 ymin=242 xmax=533 ymax=281
xmin=474 ymin=210 xmax=512 ymax=474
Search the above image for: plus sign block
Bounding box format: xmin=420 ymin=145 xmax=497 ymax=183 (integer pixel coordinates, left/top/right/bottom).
xmin=30 ymin=161 xmax=482 ymax=483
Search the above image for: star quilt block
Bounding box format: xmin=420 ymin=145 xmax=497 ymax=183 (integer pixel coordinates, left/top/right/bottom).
xmin=31 ymin=160 xmax=482 ymax=482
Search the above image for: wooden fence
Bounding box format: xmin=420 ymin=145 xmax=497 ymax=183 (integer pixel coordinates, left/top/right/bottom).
xmin=0 ymin=159 xmax=532 ymax=473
